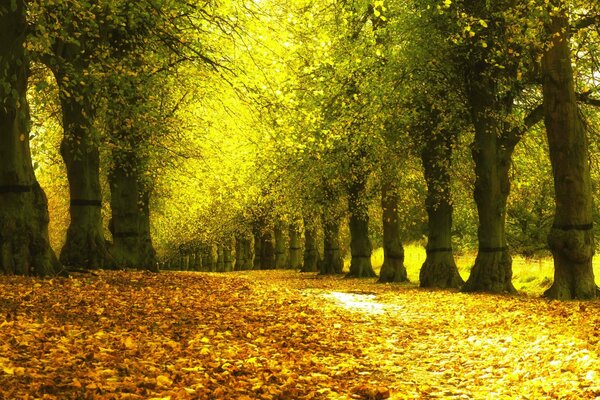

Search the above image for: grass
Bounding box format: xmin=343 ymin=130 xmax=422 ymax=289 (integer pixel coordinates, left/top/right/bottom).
xmin=367 ymin=244 xmax=600 ymax=295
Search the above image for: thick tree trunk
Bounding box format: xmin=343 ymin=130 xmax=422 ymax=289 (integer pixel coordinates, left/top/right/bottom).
xmin=378 ymin=184 xmax=408 ymax=283
xmin=288 ymin=222 xmax=302 ymax=270
xmin=108 ymin=161 xmax=157 ymax=271
xmin=462 ymin=76 xmax=516 ymax=293
xmin=223 ymin=241 xmax=233 ymax=272
xmin=0 ymin=3 xmax=62 ymax=276
xmin=235 ymin=236 xmax=252 ymax=271
xmin=274 ymin=221 xmax=287 ymax=269
xmin=347 ymin=181 xmax=376 ymax=278
xmin=542 ymin=9 xmax=597 ymax=300
xmin=302 ymin=218 xmax=320 ymax=272
xmin=208 ymin=245 xmax=217 ymax=272
xmin=260 ymin=230 xmax=275 ymax=270
xmin=320 ymin=215 xmax=343 ymax=275
xmin=244 ymin=238 xmax=254 ymax=270
xmin=253 ymin=226 xmax=262 ymax=270
xmin=419 ymin=134 xmax=464 ymax=288
xmin=216 ymin=245 xmax=225 ymax=272
xmin=191 ymin=249 xmax=202 ymax=271
xmin=201 ymin=246 xmax=211 ymax=272
xmin=56 ymin=79 xmax=112 ymax=269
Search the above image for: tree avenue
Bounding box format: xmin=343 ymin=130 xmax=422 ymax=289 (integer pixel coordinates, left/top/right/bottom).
xmin=1 ymin=0 xmax=600 ymax=300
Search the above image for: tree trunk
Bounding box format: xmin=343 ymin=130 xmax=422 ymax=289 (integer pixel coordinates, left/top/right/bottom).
xmin=253 ymin=225 xmax=262 ymax=270
xmin=542 ymin=8 xmax=597 ymax=300
xmin=274 ymin=221 xmax=287 ymax=269
xmin=462 ymin=74 xmax=516 ymax=294
xmin=201 ymin=246 xmax=211 ymax=272
xmin=56 ymin=78 xmax=112 ymax=269
xmin=347 ymin=181 xmax=376 ymax=278
xmin=288 ymin=222 xmax=302 ymax=270
xmin=216 ymin=245 xmax=225 ymax=272
xmin=244 ymin=238 xmax=253 ymax=270
xmin=235 ymin=236 xmax=245 ymax=271
xmin=378 ymin=184 xmax=408 ymax=283
xmin=302 ymin=218 xmax=320 ymax=272
xmin=108 ymin=160 xmax=157 ymax=271
xmin=223 ymin=241 xmax=233 ymax=272
xmin=192 ymin=249 xmax=202 ymax=271
xmin=419 ymin=133 xmax=463 ymax=288
xmin=260 ymin=230 xmax=275 ymax=270
xmin=0 ymin=2 xmax=62 ymax=276
xmin=208 ymin=245 xmax=217 ymax=272
xmin=321 ymin=214 xmax=343 ymax=275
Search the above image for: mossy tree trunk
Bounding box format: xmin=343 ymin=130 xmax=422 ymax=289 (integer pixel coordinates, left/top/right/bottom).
xmin=0 ymin=3 xmax=61 ymax=276
xmin=347 ymin=179 xmax=376 ymax=278
xmin=274 ymin=221 xmax=288 ymax=269
xmin=302 ymin=217 xmax=320 ymax=272
xmin=49 ymin=41 xmax=111 ymax=269
xmin=542 ymin=7 xmax=597 ymax=300
xmin=216 ymin=245 xmax=225 ymax=272
xmin=223 ymin=240 xmax=234 ymax=272
xmin=288 ymin=221 xmax=302 ymax=270
xmin=55 ymin=77 xmax=111 ymax=269
xmin=419 ymin=132 xmax=463 ymax=289
xmin=378 ymin=183 xmax=408 ymax=283
xmin=320 ymin=211 xmax=343 ymax=275
xmin=208 ymin=245 xmax=217 ymax=272
xmin=461 ymin=71 xmax=517 ymax=294
xmin=253 ymin=225 xmax=262 ymax=270
xmin=108 ymin=155 xmax=157 ymax=271
xmin=201 ymin=246 xmax=211 ymax=272
xmin=235 ymin=236 xmax=252 ymax=271
xmin=260 ymin=230 xmax=276 ymax=270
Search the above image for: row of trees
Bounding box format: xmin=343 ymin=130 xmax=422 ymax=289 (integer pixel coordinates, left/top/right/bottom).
xmin=2 ymin=0 xmax=600 ymax=300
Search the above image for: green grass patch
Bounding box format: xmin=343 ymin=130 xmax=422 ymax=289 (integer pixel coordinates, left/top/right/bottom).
xmin=367 ymin=243 xmax=600 ymax=295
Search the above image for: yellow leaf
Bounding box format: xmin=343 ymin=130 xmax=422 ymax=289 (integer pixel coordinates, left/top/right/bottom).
xmin=156 ymin=375 xmax=173 ymax=387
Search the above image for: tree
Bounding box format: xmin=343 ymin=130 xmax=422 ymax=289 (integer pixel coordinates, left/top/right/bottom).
xmin=542 ymin=2 xmax=598 ymax=299
xmin=422 ymin=0 xmax=545 ymax=293
xmin=0 ymin=0 xmax=61 ymax=276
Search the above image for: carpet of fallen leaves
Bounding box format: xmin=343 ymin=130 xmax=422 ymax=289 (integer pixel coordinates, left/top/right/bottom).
xmin=1 ymin=270 xmax=600 ymax=399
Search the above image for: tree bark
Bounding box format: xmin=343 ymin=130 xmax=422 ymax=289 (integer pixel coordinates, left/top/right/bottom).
xmin=223 ymin=241 xmax=234 ymax=272
xmin=320 ymin=213 xmax=343 ymax=275
xmin=378 ymin=184 xmax=408 ymax=283
xmin=462 ymin=72 xmax=516 ymax=294
xmin=302 ymin=217 xmax=321 ymax=272
xmin=419 ymin=133 xmax=464 ymax=288
xmin=274 ymin=221 xmax=287 ymax=269
xmin=542 ymin=8 xmax=597 ymax=300
xmin=108 ymin=158 xmax=157 ymax=271
xmin=288 ymin=222 xmax=302 ymax=270
xmin=0 ymin=2 xmax=62 ymax=276
xmin=253 ymin=225 xmax=262 ymax=270
xmin=347 ymin=180 xmax=376 ymax=278
xmin=55 ymin=77 xmax=112 ymax=269
xmin=216 ymin=245 xmax=225 ymax=272
xmin=235 ymin=236 xmax=252 ymax=271
xmin=260 ymin=230 xmax=276 ymax=270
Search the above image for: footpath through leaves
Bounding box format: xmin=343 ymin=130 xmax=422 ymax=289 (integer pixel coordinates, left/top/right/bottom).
xmin=1 ymin=270 xmax=600 ymax=399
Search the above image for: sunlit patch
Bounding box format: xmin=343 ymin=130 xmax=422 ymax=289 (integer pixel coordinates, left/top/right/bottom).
xmin=321 ymin=291 xmax=386 ymax=314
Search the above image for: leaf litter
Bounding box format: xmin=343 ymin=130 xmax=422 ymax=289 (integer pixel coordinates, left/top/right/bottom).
xmin=0 ymin=269 xmax=599 ymax=399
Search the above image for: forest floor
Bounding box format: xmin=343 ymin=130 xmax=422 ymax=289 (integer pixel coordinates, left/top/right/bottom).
xmin=1 ymin=270 xmax=600 ymax=399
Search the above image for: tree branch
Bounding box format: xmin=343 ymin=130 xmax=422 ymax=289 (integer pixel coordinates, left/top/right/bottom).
xmin=577 ymin=91 xmax=600 ymax=107
xmin=503 ymin=103 xmax=545 ymax=148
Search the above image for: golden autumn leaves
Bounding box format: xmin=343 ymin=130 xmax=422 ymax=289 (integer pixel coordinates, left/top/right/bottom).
xmin=1 ymin=270 xmax=600 ymax=399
